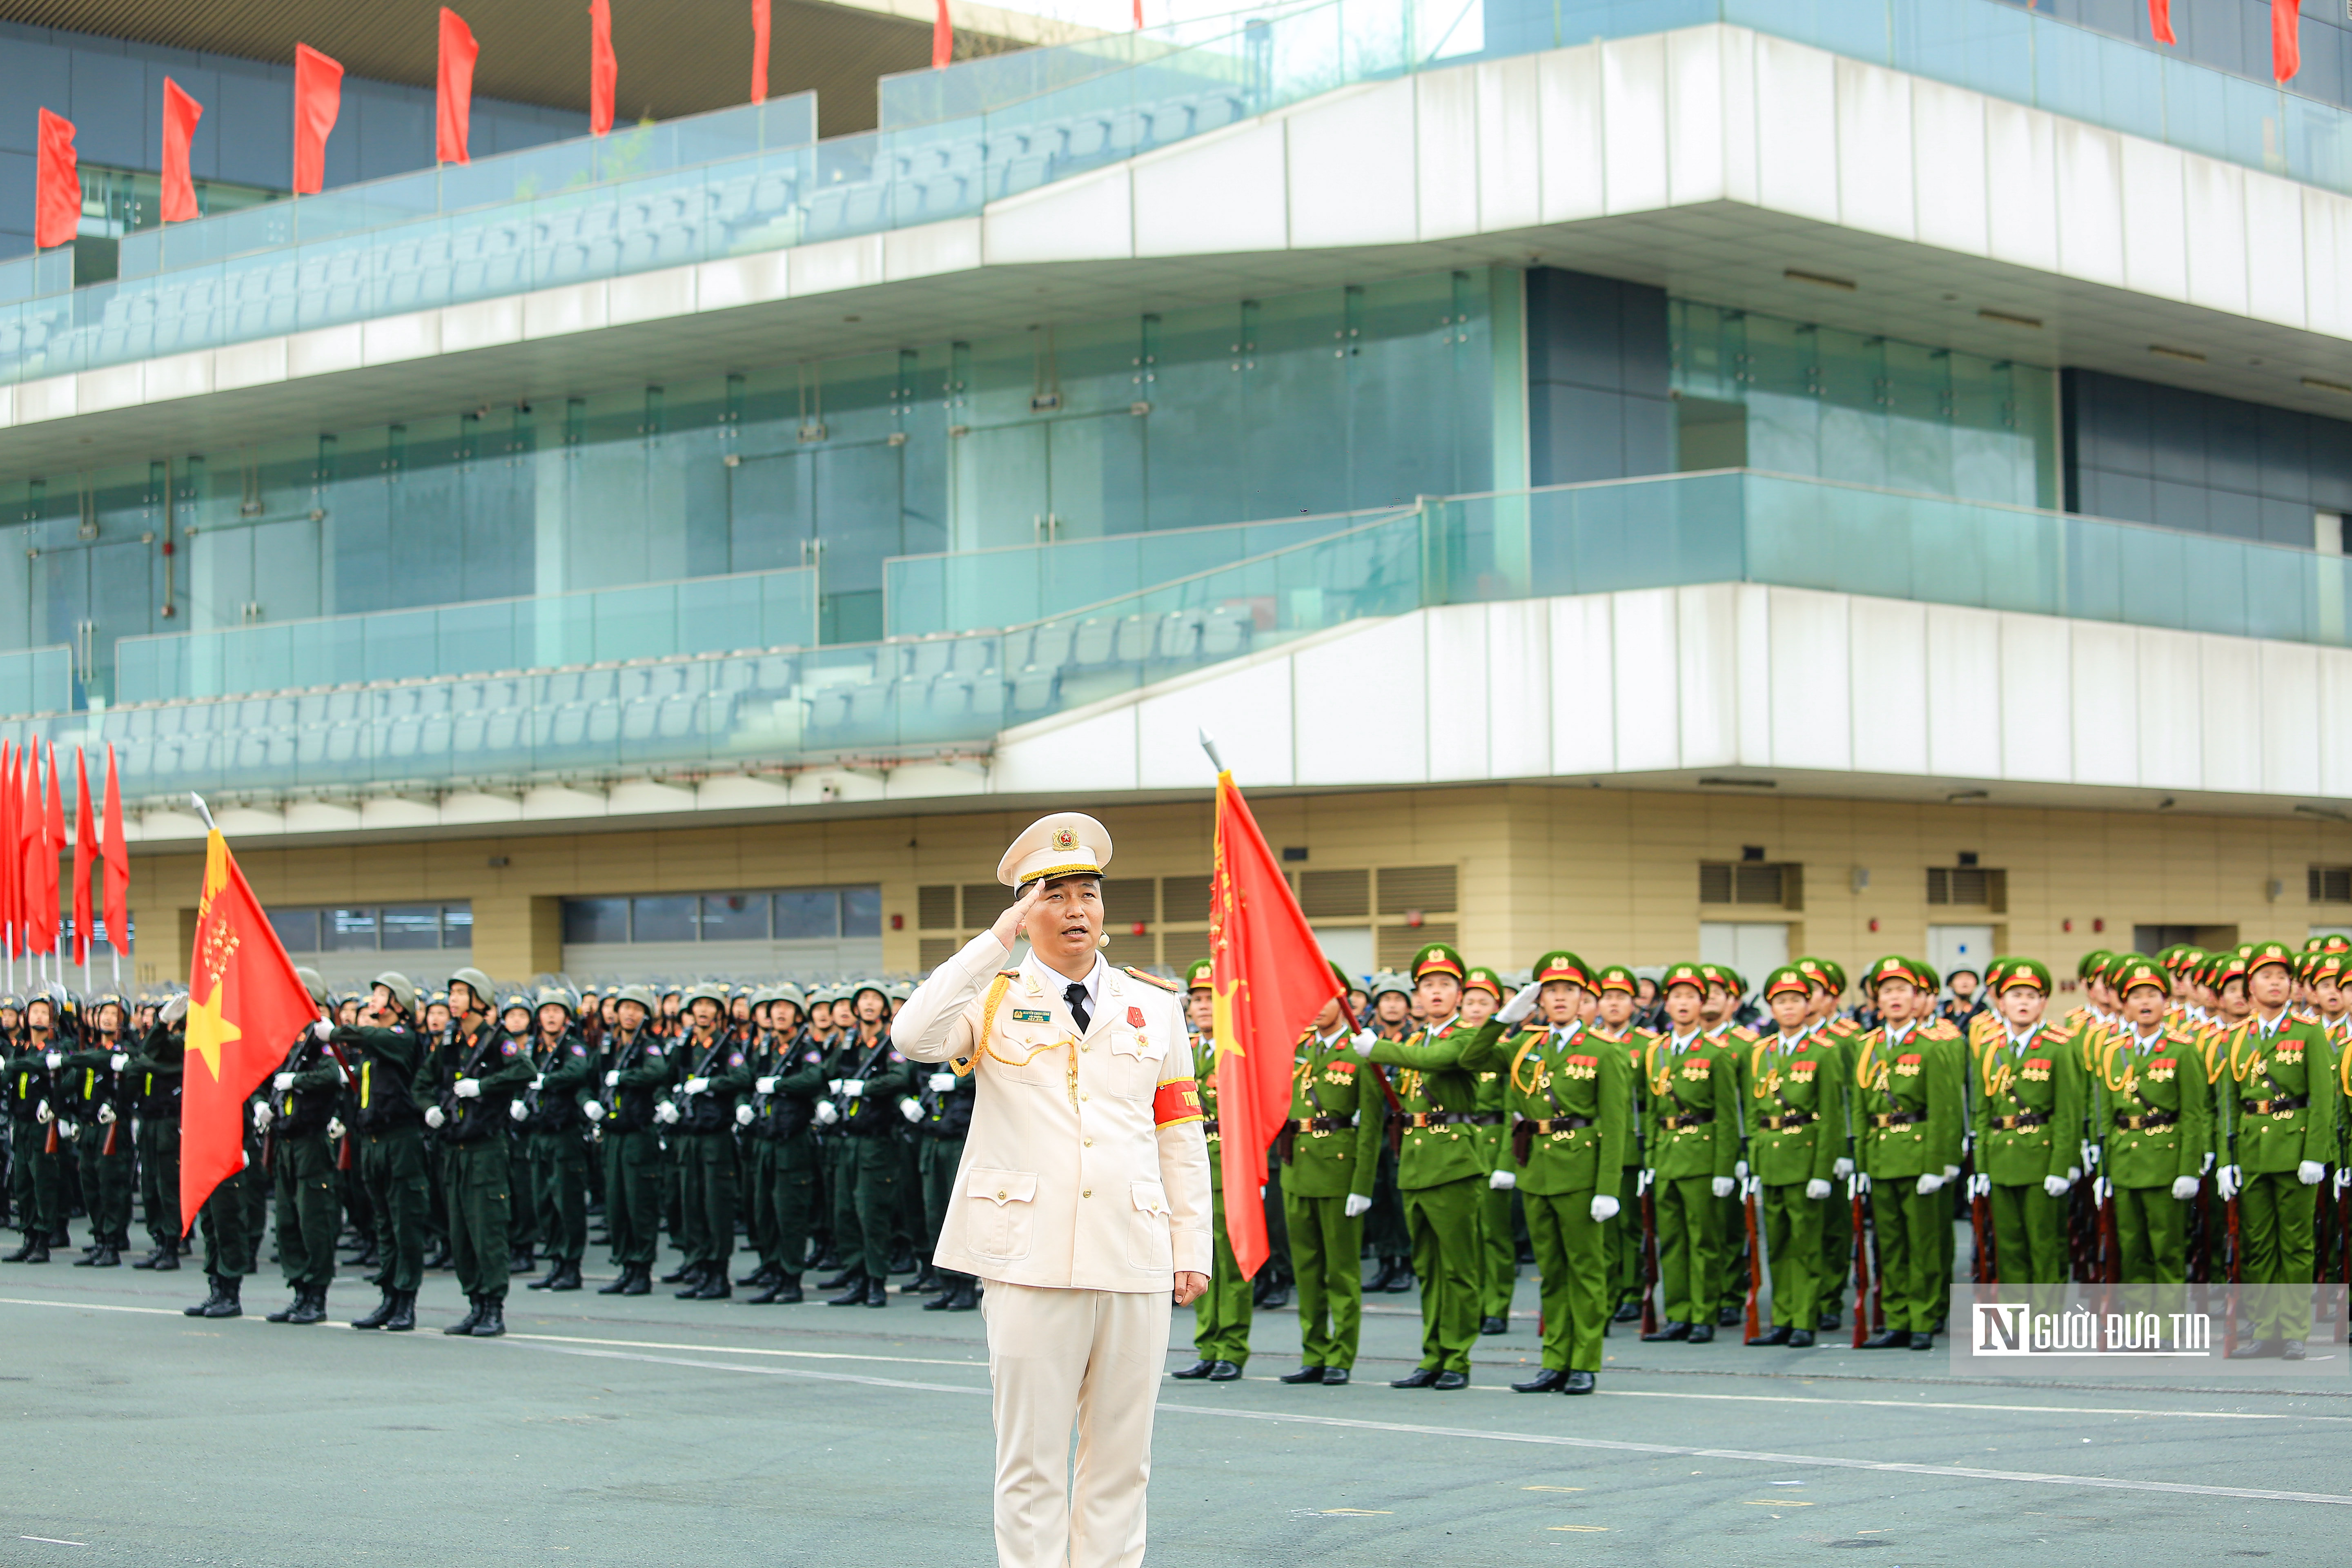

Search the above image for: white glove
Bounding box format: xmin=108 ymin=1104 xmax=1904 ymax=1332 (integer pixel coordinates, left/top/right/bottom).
xmin=1804 ymin=1178 xmax=1831 ymax=1200
xmin=735 ymin=1103 xmax=755 ymax=1127
xmin=1489 ymin=1169 xmax=1517 ymax=1190
xmin=754 ymin=1076 xmax=777 ymax=1094
xmin=1351 ymin=1029 xmax=1377 ymax=1057
xmin=1850 ymin=1172 xmax=1871 ymax=1195
xmin=813 ymin=1101 xmax=840 ymax=1126
xmin=43 ymin=1051 xmax=60 ymax=1069
xmin=1496 ymin=980 xmax=1541 ymax=1026
xmin=604 ymin=1070 xmax=621 ymax=1087
xmin=312 ymin=1020 xmax=333 ymax=1042
xmin=2299 ymin=1160 xmax=2326 ymax=1186
xmin=826 ymin=1078 xmax=844 ymax=1095
xmin=681 ymin=1076 xmax=708 ymax=1095
xmin=1591 ymin=1194 xmax=1621 ymax=1222
xmin=1637 ymin=1168 xmax=1655 ymax=1196
xmin=2043 ymin=1175 xmax=2071 ymax=1198
xmin=2092 ymin=1176 xmax=2113 ymax=1204
xmin=2067 ymin=1166 xmax=2081 ymax=1183
xmin=161 ymin=995 xmax=188 ymax=1025
xmin=249 ymin=1101 xmax=269 ymax=1131
xmin=453 ymin=1079 xmax=481 ymax=1099
xmin=327 ymin=1117 xmax=344 ymax=1140
xmin=1915 ymin=1173 xmax=1944 ymax=1195
xmin=582 ymin=1100 xmax=606 ymax=1123
xmin=508 ymin=1100 xmax=527 ymax=1122
xmin=2083 ymin=1142 xmax=2101 ymax=1169
xmin=96 ymin=1104 xmax=117 ymax=1125
xmin=274 ymin=1072 xmax=295 ymax=1092
xmin=1711 ymin=1176 xmax=1735 ymax=1199
xmin=1343 ymin=1194 xmax=1373 ymax=1218
xmin=927 ymin=1073 xmax=956 ymax=1093
xmin=530 ymin=1075 xmax=545 ymax=1091
xmin=2216 ymin=1165 xmax=2242 ymax=1202
xmin=58 ymin=1120 xmax=77 ymax=1141
xmin=1967 ymin=1173 xmax=1990 ymax=1199
xmin=1942 ymin=1164 xmax=1960 ymax=1181
xmin=840 ymin=1079 xmax=866 ymax=1098
xmin=653 ymin=1101 xmax=680 ymax=1125
xmin=2337 ymin=1168 xmax=2352 ymax=1196
xmin=2168 ymin=1175 xmax=2199 ymax=1200
xmin=2201 ymin=1150 xmax=2214 ymax=1174
xmin=109 ymin=1052 xmax=128 ymax=1071
xmin=1734 ymin=1159 xmax=1750 ymax=1180
xmin=424 ymin=1106 xmax=445 ymax=1129
xmin=1832 ymin=1156 xmax=1854 ymax=1178
xmin=900 ymin=1097 xmax=923 ymax=1124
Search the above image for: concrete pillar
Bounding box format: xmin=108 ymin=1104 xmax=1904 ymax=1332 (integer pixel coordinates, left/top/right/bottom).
xmin=470 ymin=894 xmax=564 ymax=980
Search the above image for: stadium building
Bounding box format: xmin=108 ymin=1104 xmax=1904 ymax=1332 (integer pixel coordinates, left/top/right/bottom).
xmin=3 ymin=0 xmax=2352 ymax=989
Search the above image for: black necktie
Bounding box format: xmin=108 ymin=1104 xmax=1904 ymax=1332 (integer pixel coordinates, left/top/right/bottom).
xmin=1065 ymin=982 xmax=1091 ymax=1033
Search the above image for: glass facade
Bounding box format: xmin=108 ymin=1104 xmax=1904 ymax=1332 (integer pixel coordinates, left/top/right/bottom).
xmin=1670 ymin=302 xmax=2060 ymax=511
xmin=559 ymin=887 xmax=882 ymax=944
xmin=268 ymin=902 xmax=473 ymax=953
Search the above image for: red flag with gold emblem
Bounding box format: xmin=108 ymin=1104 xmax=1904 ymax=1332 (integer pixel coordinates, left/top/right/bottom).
xmin=179 ymin=828 xmax=322 ymax=1236
xmin=1207 ymin=769 xmax=1344 ymax=1277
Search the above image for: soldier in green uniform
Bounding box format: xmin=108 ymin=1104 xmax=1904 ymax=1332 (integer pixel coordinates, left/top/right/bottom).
xmin=1967 ymin=959 xmax=2082 ymax=1289
xmin=260 ymin=970 xmax=343 ymax=1325
xmin=823 ymin=980 xmax=915 ymax=1308
xmin=1590 ymin=964 xmax=1650 ymax=1322
xmin=1637 ymin=963 xmax=1740 ymax=1343
xmin=666 ymin=982 xmax=755 ymax=1300
xmin=2217 ymin=941 xmax=2341 ymax=1356
xmin=1361 ymin=971 xmax=1417 ymax=1294
xmin=1470 ymin=950 xmax=1628 ymax=1392
xmin=1699 ymin=963 xmax=1752 ymax=1329
xmin=519 ymin=985 xmax=595 ymax=1292
xmin=417 ymin=967 xmax=534 ymax=1337
xmin=1739 ymin=967 xmax=1846 ymax=1345
xmin=1796 ymin=956 xmax=1858 ymax=1330
xmin=4 ymin=990 xmax=70 ymax=1262
xmin=2090 ymin=957 xmax=2213 ymax=1287
xmin=61 ymin=994 xmax=136 ymax=1266
xmin=1274 ymin=960 xmax=1384 ymax=1386
xmin=1172 ymin=1024 xmax=1249 ymax=1381
xmin=1356 ymin=943 xmax=1506 ymax=1388
xmin=588 ymin=986 xmax=670 ymax=1295
xmin=336 ymin=972 xmax=431 ymax=1331
xmin=1460 ymin=964 xmax=1518 ymax=1335
xmin=1851 ymin=957 xmax=1963 ymax=1350
xmin=748 ymin=986 xmax=828 ymax=1304
xmin=738 ymin=991 xmax=784 ymax=1292
xmin=494 ymin=991 xmax=540 ymax=1276
xmin=125 ymin=994 xmax=185 ymax=1271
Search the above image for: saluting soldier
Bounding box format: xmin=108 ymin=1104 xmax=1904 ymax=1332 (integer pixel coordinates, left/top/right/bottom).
xmin=1851 ymin=957 xmax=1963 ymax=1350
xmin=2216 ymin=941 xmax=2340 ymax=1357
xmin=1637 ymin=963 xmax=1740 ymax=1344
xmin=1967 ymin=959 xmax=2083 ymax=1288
xmin=1471 ymin=950 xmax=1627 ymax=1393
xmin=2091 ymin=956 xmax=2214 ymax=1286
xmin=1354 ymin=942 xmax=1507 ymax=1388
xmin=1273 ymin=960 xmax=1383 ymax=1387
xmin=520 ymin=985 xmax=595 ymax=1292
xmin=1737 ymin=967 xmax=1846 ymax=1346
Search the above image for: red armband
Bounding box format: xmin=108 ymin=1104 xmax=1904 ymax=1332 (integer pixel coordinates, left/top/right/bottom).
xmin=1153 ymin=1078 xmax=1204 ymax=1127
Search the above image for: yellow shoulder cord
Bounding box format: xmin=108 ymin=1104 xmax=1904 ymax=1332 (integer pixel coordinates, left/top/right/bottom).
xmin=1644 ymin=1039 xmax=1670 ymax=1098
xmin=1508 ymin=1032 xmax=1543 ymax=1096
xmin=1853 ymin=1035 xmax=1878 ymax=1094
xmin=950 ymin=973 xmax=1015 ymax=1078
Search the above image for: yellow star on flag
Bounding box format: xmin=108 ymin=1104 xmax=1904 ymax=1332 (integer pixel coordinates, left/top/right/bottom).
xmin=185 ymin=983 xmax=240 ymax=1082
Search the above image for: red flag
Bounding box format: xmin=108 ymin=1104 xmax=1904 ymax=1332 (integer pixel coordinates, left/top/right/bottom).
xmin=932 ymin=0 xmax=952 ymax=69
xmin=751 ymin=0 xmax=770 ymax=102
xmin=20 ymin=747 xmax=44 ymax=955
xmin=43 ymin=743 xmax=65 ymax=955
xmin=102 ymin=745 xmax=129 ymax=959
xmin=293 ymin=44 xmax=343 ymax=196
xmin=160 ymin=78 xmax=203 ymax=223
xmin=590 ymin=0 xmax=618 ymax=133
xmin=1134 ymin=0 xmax=1143 ymax=28
xmin=178 ymin=829 xmax=324 ymax=1237
xmin=437 ymin=8 xmax=480 ymax=165
xmin=0 ymin=742 xmax=16 ymax=958
xmin=2148 ymin=0 xmax=2174 ymax=46
xmin=71 ymin=749 xmax=93 ymax=969
xmin=35 ymin=109 xmax=77 ymax=250
xmin=2274 ymin=0 xmax=2301 ymax=82
xmin=1207 ymin=768 xmax=1345 ymax=1278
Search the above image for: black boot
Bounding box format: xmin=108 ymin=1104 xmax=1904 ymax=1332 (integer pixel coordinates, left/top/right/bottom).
xmin=738 ymin=1261 xmax=780 ymax=1288
xmin=527 ymin=1259 xmax=564 ymax=1290
xmin=287 ymin=1285 xmax=328 ymax=1325
xmin=945 ymin=1279 xmax=979 ymax=1311
xmin=863 ymin=1276 xmax=888 ymax=1308
xmin=131 ymin=1245 xmax=164 ymax=1270
xmin=151 ymin=1247 xmax=179 ymax=1272
xmin=1562 ymin=1370 xmax=1597 ymax=1395
xmin=203 ymin=1276 xmax=243 ymax=1318
xmin=596 ymin=1263 xmax=635 ymax=1295
xmin=888 ymin=1243 xmax=915 ymax=1276
xmin=422 ymin=1242 xmax=452 ymax=1270
xmin=472 ymin=1294 xmax=506 ymax=1338
xmin=2 ymin=1233 xmax=42 ymax=1264
xmin=548 ymin=1260 xmax=582 ymax=1292
xmin=825 ymin=1272 xmax=870 ymax=1306
xmin=509 ymin=1247 xmax=535 ymax=1276
xmin=676 ymin=1263 xmax=717 ymax=1299
xmin=690 ymin=1270 xmax=732 ymax=1301
xmin=266 ymin=1288 xmax=307 ymax=1323
xmin=1745 ymin=1325 xmax=1793 ymax=1347
xmin=444 ymin=1295 xmax=487 ymax=1336
xmin=1383 ymin=1265 xmax=1414 ymax=1294
xmin=816 ymin=1264 xmax=861 ymax=1290
xmin=352 ymin=1288 xmax=399 ymax=1330
xmin=619 ymin=1263 xmax=650 ymax=1296
xmin=1366 ymin=1257 xmax=1402 ymax=1292
xmin=183 ymin=1276 xmax=226 ymax=1316
xmin=902 ymin=1262 xmax=940 ymax=1295
xmin=659 ymin=1259 xmax=697 ymax=1285
xmin=1640 ymin=1320 xmax=1690 ymax=1342
xmin=384 ymin=1290 xmax=417 ymax=1332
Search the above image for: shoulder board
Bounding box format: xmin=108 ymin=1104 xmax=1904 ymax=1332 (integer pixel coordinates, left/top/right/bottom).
xmin=997 ymin=970 xmax=1022 ymax=980
xmin=1727 ymin=1026 xmax=1762 ymax=1043
xmin=1922 ymin=1021 xmax=1961 ymax=1039
xmin=1125 ymin=967 xmax=1181 ymax=993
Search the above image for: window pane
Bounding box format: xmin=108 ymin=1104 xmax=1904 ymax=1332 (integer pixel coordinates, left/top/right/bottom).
xmin=700 ymin=893 xmax=768 ymax=942
xmin=323 ymin=908 xmax=378 ymax=951
xmin=381 ymin=905 xmax=440 ymax=949
xmin=269 ymin=908 xmax=318 ymax=953
xmin=442 ymin=904 xmax=473 ymax=949
xmin=842 ymin=886 xmax=881 ymax=938
xmin=561 ymin=899 xmax=626 ymax=944
xmin=773 ymin=889 xmax=838 ymax=940
xmin=631 ymin=896 xmax=696 ymax=942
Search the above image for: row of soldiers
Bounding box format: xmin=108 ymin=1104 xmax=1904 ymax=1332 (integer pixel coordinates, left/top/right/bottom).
xmin=1181 ymin=937 xmax=2349 ymax=1394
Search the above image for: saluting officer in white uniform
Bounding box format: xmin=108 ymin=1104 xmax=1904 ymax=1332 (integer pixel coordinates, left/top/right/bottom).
xmin=893 ymin=813 xmax=1212 ymax=1568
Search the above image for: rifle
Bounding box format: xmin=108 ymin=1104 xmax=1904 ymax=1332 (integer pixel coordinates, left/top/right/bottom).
xmin=1967 ymin=1155 xmax=1994 ymax=1285
xmin=2337 ymin=1169 xmax=2350 ymax=1343
xmin=1849 ymin=1178 xmax=1872 ymax=1350
xmin=1639 ymin=1179 xmax=1661 ymax=1337
xmin=1741 ymin=1178 xmax=1763 ymax=1343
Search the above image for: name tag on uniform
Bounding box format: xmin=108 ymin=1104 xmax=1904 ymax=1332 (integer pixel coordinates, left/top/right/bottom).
xmin=1011 ymin=1010 xmax=1052 ymax=1023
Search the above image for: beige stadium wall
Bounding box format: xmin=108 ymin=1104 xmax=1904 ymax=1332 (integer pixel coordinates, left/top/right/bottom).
xmin=117 ymin=783 xmax=2352 ymax=991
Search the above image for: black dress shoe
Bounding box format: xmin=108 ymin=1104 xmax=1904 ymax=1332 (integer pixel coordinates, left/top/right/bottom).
xmin=1479 ymin=1314 xmax=1507 ymax=1336
xmin=824 ymin=1275 xmax=870 ymax=1305
xmin=1639 ymin=1320 xmax=1690 ymax=1342
xmin=1685 ymin=1323 xmax=1715 ymax=1344
xmin=1787 ymin=1329 xmax=1816 ymax=1348
xmin=690 ymin=1274 xmax=732 ymax=1300
xmin=815 ymin=1266 xmax=861 ymax=1291
xmin=1908 ymin=1332 xmax=1934 ymax=1351
xmin=1321 ymin=1367 xmax=1350 ymax=1386
xmin=619 ymin=1265 xmax=650 ymax=1296
xmin=2229 ymin=1337 xmax=2278 ymax=1359
xmin=1611 ymin=1299 xmax=1640 ymax=1323
xmin=2283 ymin=1340 xmax=2308 ymax=1361
xmin=660 ymin=1262 xmax=697 ymax=1285
xmin=151 ymin=1250 xmax=179 ymax=1272
xmin=1859 ymin=1329 xmax=1912 ymax=1350
xmin=1384 ymin=1269 xmax=1415 ymax=1294
xmin=1431 ymin=1370 xmax=1469 ymax=1390
xmin=1818 ymin=1310 xmax=1842 ymax=1330
xmin=738 ymin=1262 xmax=780 ymax=1287
xmin=1279 ymin=1364 xmax=1327 ymax=1384
xmin=1744 ymin=1325 xmax=1792 ymax=1347
xmin=1170 ymin=1359 xmax=1216 ymax=1380
xmin=1207 ymin=1360 xmax=1242 ymax=1381
xmin=863 ymin=1278 xmax=888 ymax=1307
xmin=1562 ymin=1370 xmax=1597 ymax=1395
xmin=596 ymin=1266 xmax=633 ymax=1295
xmin=1260 ymin=1285 xmax=1292 ymax=1309
xmin=1510 ymin=1368 xmax=1568 ymax=1393
xmin=1716 ymin=1305 xmax=1742 ymax=1328
xmin=1389 ymin=1367 xmax=1439 ymax=1388
xmin=1366 ymin=1258 xmax=1403 ymax=1293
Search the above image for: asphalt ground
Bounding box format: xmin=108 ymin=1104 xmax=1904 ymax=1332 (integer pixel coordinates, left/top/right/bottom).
xmin=0 ymin=1239 xmax=2346 ymax=1568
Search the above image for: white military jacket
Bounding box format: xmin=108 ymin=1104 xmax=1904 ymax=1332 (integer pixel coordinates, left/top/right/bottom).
xmin=892 ymin=931 xmax=1212 ymax=1290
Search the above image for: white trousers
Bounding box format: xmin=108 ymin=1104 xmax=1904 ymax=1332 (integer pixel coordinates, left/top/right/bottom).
xmin=981 ymin=1281 xmax=1173 ymax=1568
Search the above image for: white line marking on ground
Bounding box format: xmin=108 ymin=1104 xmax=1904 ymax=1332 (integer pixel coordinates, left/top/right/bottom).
xmin=504 ymin=1331 xmax=987 ymax=1368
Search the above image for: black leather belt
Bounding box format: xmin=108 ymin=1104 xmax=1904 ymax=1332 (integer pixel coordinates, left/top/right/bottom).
xmin=2114 ymin=1110 xmax=2179 ymax=1131
xmin=1756 ymin=1111 xmax=1815 ymax=1131
xmin=2245 ymin=1096 xmax=2308 ymax=1115
xmin=1870 ymin=1110 xmax=1924 ymax=1129
xmin=1397 ymin=1111 xmax=1477 ymax=1129
xmin=1519 ymin=1115 xmax=1593 ymax=1134
xmin=1290 ymin=1115 xmax=1354 ymax=1132
xmin=1991 ymin=1111 xmax=2049 ymax=1130
xmin=1664 ymin=1111 xmax=1715 ymax=1128
xmin=1202 ymin=1118 xmax=1220 ymax=1137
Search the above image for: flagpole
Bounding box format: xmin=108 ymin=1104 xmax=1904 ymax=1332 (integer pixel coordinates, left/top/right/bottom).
xmin=1196 ymin=727 xmax=1225 ymax=774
